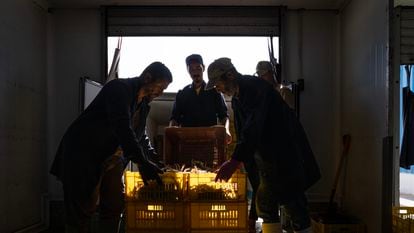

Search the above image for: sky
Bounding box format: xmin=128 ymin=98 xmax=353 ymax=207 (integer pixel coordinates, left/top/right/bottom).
xmin=108 ymin=36 xmax=279 ymax=92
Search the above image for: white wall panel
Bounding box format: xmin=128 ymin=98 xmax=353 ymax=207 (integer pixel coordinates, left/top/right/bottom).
xmin=285 ymin=10 xmax=339 ymax=201
xmin=341 ymin=0 xmax=389 ymax=232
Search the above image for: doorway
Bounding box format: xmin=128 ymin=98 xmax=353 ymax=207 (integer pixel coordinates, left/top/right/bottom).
xmin=399 ymin=64 xmax=414 ymax=206
xmin=107 ymin=36 xmax=279 ymax=93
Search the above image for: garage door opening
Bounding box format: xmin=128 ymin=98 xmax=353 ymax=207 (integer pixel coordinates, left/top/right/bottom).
xmin=107 ymin=36 xmax=279 ymax=93
xmin=399 ymin=64 xmax=414 ymax=207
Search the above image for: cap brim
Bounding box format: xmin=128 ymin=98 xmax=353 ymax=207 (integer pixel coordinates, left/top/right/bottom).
xmin=205 ymin=81 xmax=216 ymax=90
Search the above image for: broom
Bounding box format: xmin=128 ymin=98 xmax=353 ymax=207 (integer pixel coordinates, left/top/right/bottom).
xmin=328 ymin=134 xmax=351 ymax=213
xmin=316 ymin=134 xmax=351 ymax=224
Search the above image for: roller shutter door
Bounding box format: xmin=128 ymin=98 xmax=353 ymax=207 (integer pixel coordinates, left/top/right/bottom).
xmin=397 ymin=7 xmax=414 ymax=64
xmin=105 ymin=6 xmax=282 ymax=36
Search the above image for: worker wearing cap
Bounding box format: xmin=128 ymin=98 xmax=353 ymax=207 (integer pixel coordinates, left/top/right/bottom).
xmin=169 ymin=54 xmax=231 ymax=144
xmin=207 ymin=58 xmax=320 ymax=233
xmin=256 ymin=61 xmax=295 ymax=109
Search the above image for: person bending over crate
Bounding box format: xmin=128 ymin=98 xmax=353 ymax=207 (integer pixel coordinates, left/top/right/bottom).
xmin=169 ymin=54 xmax=232 ymax=144
xmin=50 ymin=62 xmax=172 ymax=233
xmin=206 ymin=58 xmax=321 ymax=233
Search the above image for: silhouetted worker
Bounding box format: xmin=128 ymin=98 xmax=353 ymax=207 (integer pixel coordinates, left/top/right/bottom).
xmin=50 ymin=62 xmax=173 ymax=233
xmin=207 ymin=57 xmax=320 ymax=233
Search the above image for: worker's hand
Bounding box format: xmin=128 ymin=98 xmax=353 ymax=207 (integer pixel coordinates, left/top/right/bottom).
xmin=211 ymin=125 xmax=232 ymax=145
xmin=138 ymin=160 xmax=164 ymax=186
xmin=215 ymin=158 xmax=241 ymax=182
xmin=168 ymin=120 xmax=180 ymax=127
xmin=225 ymin=131 xmax=232 ymax=145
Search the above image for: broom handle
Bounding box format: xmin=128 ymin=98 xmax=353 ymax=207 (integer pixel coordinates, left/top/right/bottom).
xmin=328 ymin=134 xmax=351 ymax=209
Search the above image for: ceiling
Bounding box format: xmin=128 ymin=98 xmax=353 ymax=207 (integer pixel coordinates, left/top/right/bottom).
xmin=46 ymin=0 xmax=349 ymax=10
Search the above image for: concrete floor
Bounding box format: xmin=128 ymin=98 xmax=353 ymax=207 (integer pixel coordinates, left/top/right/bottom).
xmin=41 ymin=216 xmax=263 ymax=233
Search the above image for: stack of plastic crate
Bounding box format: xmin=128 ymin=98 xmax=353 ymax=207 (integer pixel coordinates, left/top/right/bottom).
xmin=187 ymin=170 xmax=248 ymax=233
xmin=392 ymin=206 xmax=414 ymax=233
xmin=124 ymin=171 xmax=189 ymax=233
xmin=124 ymin=126 xmax=248 ymax=233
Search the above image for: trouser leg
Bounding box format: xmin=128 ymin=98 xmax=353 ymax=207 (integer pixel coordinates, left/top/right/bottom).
xmin=63 ymin=181 xmax=99 ymax=233
xmin=245 ymin=160 xmax=260 ymax=220
xmin=98 ymin=156 xmax=125 ymax=233
xmin=244 ymin=160 xmax=260 ymax=233
xmin=282 ymin=193 xmax=311 ymax=232
xmin=255 ymin=182 xmax=280 ymax=224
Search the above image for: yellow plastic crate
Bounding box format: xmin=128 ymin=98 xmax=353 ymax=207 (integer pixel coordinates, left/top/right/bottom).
xmin=393 ymin=206 xmax=414 ymax=233
xmin=191 ymin=231 xmax=247 ymax=233
xmin=188 ymin=170 xmax=246 ymax=201
xmin=311 ymin=216 xmax=365 ymax=233
xmin=124 ymin=171 xmax=188 ymax=201
xmin=189 ymin=201 xmax=248 ymax=231
xmin=125 ymin=201 xmax=187 ymax=233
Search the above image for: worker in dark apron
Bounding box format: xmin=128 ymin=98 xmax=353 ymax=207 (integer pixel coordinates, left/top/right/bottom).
xmin=50 ymin=62 xmax=172 ymax=233
xmin=207 ymin=58 xmax=320 ymax=233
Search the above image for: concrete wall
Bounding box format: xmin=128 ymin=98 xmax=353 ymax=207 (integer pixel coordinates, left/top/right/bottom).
xmin=340 ymin=0 xmax=389 ymax=232
xmin=286 ymin=3 xmax=391 ymax=231
xmin=285 ymin=10 xmax=340 ymax=201
xmin=0 ymin=0 xmax=48 ymax=232
xmin=47 ymin=8 xmax=102 ymax=200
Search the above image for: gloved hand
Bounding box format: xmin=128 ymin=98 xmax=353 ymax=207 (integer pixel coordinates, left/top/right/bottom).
xmin=215 ymin=158 xmax=241 ymax=182
xmin=137 ymin=160 xmax=164 ymax=186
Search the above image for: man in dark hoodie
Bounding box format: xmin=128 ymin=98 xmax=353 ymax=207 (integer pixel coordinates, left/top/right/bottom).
xmin=206 ymin=58 xmax=320 ymax=233
xmin=50 ymin=62 xmax=172 ymax=233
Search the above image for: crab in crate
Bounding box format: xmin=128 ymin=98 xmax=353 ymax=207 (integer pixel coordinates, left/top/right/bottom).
xmin=187 ymin=166 xmax=240 ymax=201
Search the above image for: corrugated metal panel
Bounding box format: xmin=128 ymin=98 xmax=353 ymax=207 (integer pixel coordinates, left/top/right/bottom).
xmin=105 ymin=6 xmax=281 ymax=36
xmin=400 ymin=7 xmax=414 ymax=64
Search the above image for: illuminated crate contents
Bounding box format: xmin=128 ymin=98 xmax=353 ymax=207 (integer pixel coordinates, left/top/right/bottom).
xmin=125 ymin=202 xmax=187 ymax=233
xmin=189 ymin=201 xmax=248 ymax=231
xmin=392 ymin=206 xmax=414 ymax=233
xmin=124 ymin=171 xmax=188 ymax=201
xmin=188 ymin=170 xmax=246 ymax=201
